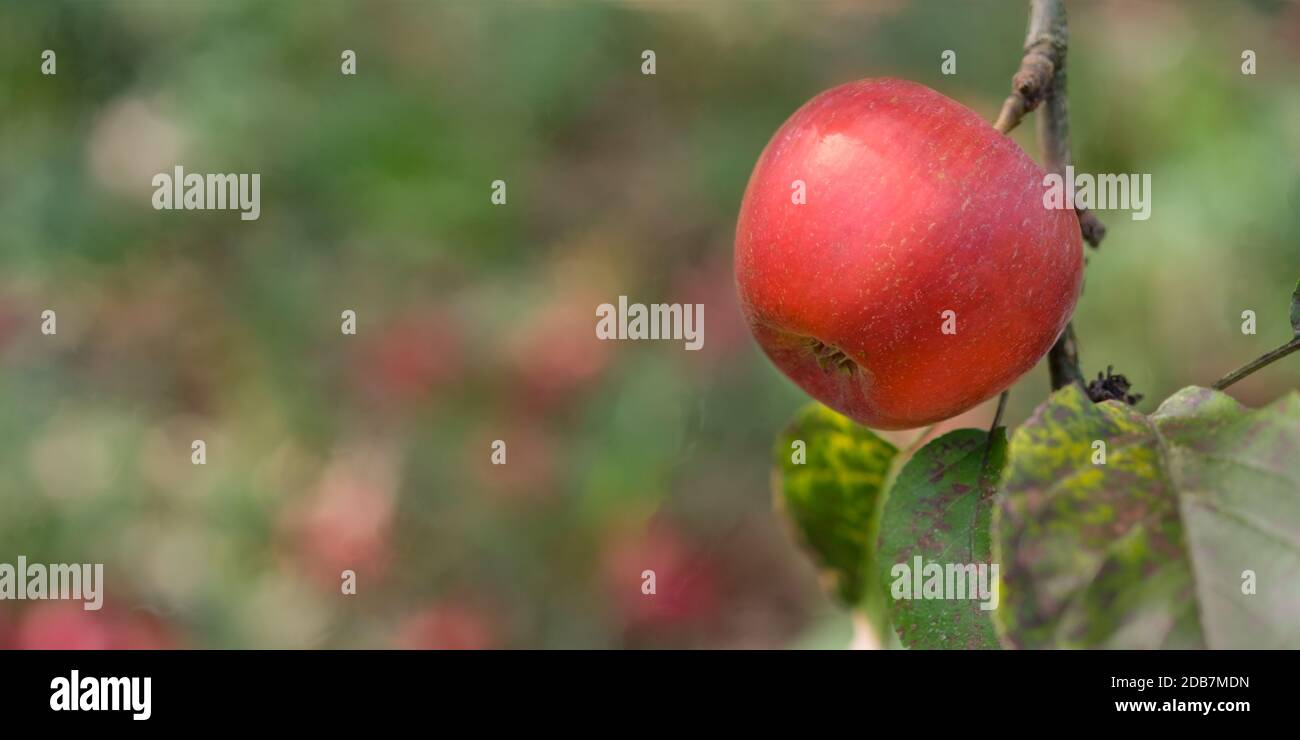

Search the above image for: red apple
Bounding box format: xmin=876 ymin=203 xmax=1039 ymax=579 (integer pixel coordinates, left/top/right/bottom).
xmin=735 ymin=78 xmax=1082 ymax=429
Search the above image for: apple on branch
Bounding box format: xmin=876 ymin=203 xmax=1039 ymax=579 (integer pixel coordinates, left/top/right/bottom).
xmin=734 ymin=78 xmax=1083 ymax=429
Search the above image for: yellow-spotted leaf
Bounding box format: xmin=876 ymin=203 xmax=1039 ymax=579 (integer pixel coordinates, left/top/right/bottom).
xmin=995 ymin=384 xmax=1300 ymax=649
xmin=773 ymin=403 xmax=897 ymax=617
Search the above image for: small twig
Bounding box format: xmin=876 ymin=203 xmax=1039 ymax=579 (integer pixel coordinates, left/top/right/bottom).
xmin=997 ymin=0 xmax=1106 ymax=392
xmin=1077 ymin=209 xmax=1107 ymax=248
xmin=1212 ymin=336 xmax=1300 ymax=390
xmin=1047 ymin=321 xmax=1085 ymax=390
xmin=981 ymin=391 xmax=1009 ymax=472
xmin=972 ymin=390 xmax=1008 ymax=556
xmin=992 ymin=2 xmax=1062 ymax=136
xmin=1022 ymin=0 xmax=1106 ymax=252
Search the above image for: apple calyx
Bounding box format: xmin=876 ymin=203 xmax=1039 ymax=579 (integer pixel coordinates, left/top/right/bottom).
xmin=807 ymin=337 xmax=858 ymax=375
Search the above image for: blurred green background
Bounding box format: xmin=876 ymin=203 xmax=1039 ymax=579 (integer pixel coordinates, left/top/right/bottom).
xmin=0 ymin=0 xmax=1297 ymax=648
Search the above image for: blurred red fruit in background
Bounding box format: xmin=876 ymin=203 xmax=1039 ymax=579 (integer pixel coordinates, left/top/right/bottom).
xmin=354 ymin=310 xmax=464 ymax=406
xmin=502 ymin=296 xmax=610 ymax=413
xmin=16 ymin=601 xmax=178 ymax=649
xmin=286 ymin=447 xmax=399 ymax=590
xmin=0 ymin=607 xmax=15 ymax=649
xmin=602 ymin=524 xmax=721 ymax=630
xmin=396 ymin=603 xmax=498 ymax=650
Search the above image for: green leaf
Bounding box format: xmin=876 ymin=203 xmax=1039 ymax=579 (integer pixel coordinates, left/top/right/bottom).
xmin=1290 ymin=279 xmax=1300 ymax=337
xmin=773 ymin=403 xmax=897 ymax=615
xmin=995 ymin=384 xmax=1300 ymax=649
xmin=877 ymin=428 xmax=1006 ymax=649
xmin=1149 ymin=387 xmax=1300 ymax=648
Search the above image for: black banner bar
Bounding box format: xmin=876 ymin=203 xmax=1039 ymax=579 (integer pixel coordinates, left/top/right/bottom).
xmin=0 ymin=649 xmax=1283 ymax=727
